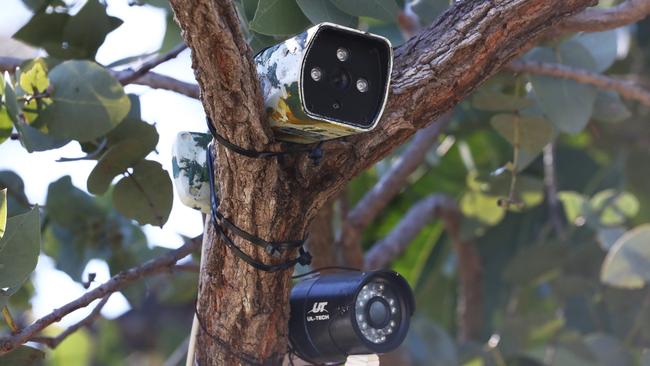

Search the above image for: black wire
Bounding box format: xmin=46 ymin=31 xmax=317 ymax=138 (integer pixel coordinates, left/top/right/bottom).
xmin=206 ymin=143 xmax=312 ymax=272
xmin=206 ymin=116 xmax=324 ymax=165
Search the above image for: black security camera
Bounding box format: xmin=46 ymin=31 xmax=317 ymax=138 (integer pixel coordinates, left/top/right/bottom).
xmin=255 ymin=22 xmax=393 ymax=144
xmin=289 ymin=270 xmax=415 ymax=364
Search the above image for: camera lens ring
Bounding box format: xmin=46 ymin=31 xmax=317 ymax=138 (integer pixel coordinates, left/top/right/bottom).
xmin=329 ymin=68 xmax=350 ymax=90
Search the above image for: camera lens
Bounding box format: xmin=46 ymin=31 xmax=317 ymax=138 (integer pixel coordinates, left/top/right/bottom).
xmin=329 ymin=69 xmax=350 ymax=90
xmin=355 ymin=281 xmax=401 ymax=344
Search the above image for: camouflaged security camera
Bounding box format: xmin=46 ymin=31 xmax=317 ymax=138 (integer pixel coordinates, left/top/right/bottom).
xmin=255 ymin=22 xmax=393 ymax=144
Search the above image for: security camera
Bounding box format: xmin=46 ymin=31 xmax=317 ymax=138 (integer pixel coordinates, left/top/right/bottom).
xmin=255 ymin=22 xmax=393 ymax=144
xmin=289 ymin=270 xmax=415 ymax=364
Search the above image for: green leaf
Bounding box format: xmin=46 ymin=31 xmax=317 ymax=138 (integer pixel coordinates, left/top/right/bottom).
xmin=331 ymin=0 xmax=400 ymax=22
xmin=572 ymin=30 xmax=618 ymax=73
xmin=590 ymin=189 xmax=639 ymax=226
xmin=0 ymin=346 xmax=45 ymax=366
xmin=0 ymin=171 xmax=30 ymax=216
xmin=527 ymin=45 xmax=597 ymax=134
xmin=249 ymin=0 xmax=311 ymax=36
xmin=0 ymin=189 xmax=6 ymax=240
xmin=87 ymin=132 xmax=158 ymax=195
xmin=62 ymin=0 xmax=123 ymax=59
xmin=296 ymin=0 xmax=357 ymax=28
xmin=460 ymin=191 xmax=504 ymax=226
xmin=490 ymin=113 xmax=554 ymax=153
xmin=0 ymin=206 xmax=40 ymax=290
xmin=592 ymin=90 xmax=631 ymax=123
xmin=113 ymin=160 xmax=173 ymax=226
xmin=160 ymin=12 xmax=183 ymax=53
xmin=14 ymin=0 xmax=121 ymax=59
xmin=35 ymin=60 xmax=130 ymax=142
xmin=472 ymin=90 xmax=534 ymax=112
xmin=0 ymin=106 xmax=13 ymax=144
xmin=558 ymin=191 xmax=588 ymax=225
xmin=601 ymin=224 xmax=650 ymax=289
xmin=242 ymin=0 xmax=259 ymax=21
xmin=19 ymin=60 xmax=49 ymax=95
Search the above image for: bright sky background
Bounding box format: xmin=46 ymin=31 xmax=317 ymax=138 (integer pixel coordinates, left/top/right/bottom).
xmin=0 ymin=0 xmax=206 ymax=325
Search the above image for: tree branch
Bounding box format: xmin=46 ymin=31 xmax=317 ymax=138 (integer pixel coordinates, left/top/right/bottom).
xmin=339 ymin=115 xmax=452 ymax=267
xmin=507 ymin=60 xmax=650 ymax=107
xmin=0 ymin=56 xmax=200 ymax=100
xmin=557 ymin=0 xmax=650 ymax=34
xmin=0 ymin=236 xmax=201 ymax=355
xmin=364 ymin=194 xmax=456 ymax=270
xmin=118 ymin=43 xmax=188 ymax=85
xmin=29 ymin=294 xmax=111 ymax=349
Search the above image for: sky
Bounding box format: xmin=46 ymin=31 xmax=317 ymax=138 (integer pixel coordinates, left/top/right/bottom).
xmin=0 ymin=0 xmax=206 ymax=324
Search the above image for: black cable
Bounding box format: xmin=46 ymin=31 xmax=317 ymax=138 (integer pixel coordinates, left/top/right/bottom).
xmin=206 ymin=143 xmax=312 ymax=272
xmin=206 ymin=116 xmax=324 ymax=165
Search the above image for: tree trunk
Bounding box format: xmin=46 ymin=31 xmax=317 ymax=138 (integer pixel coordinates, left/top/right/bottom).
xmin=168 ymin=0 xmax=596 ymax=364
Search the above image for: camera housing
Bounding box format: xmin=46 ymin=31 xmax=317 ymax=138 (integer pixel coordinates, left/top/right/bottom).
xmin=255 ymin=22 xmax=393 ymax=144
xmin=289 ymin=270 xmax=415 ymax=364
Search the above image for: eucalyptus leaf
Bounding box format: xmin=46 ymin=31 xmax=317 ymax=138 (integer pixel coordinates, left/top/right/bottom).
xmin=592 ymin=91 xmax=631 ymax=123
xmin=0 ymin=171 xmax=30 ymax=216
xmin=601 ymin=224 xmax=650 ymax=289
xmin=526 ymin=45 xmax=597 ymax=134
xmin=558 ymin=191 xmax=588 ymax=225
xmin=296 ymin=0 xmax=357 ymax=28
xmin=242 ymin=0 xmax=258 ymax=21
xmin=0 ymin=106 xmax=13 ymax=144
xmin=62 ymin=0 xmax=123 ymax=59
xmin=460 ymin=191 xmax=504 ymax=226
xmin=249 ymin=0 xmax=311 ymax=36
xmin=490 ymin=113 xmax=554 ymax=153
xmin=113 ymin=160 xmax=173 ymax=226
xmin=331 ymin=0 xmax=400 ymax=22
xmin=35 ymin=60 xmax=130 ymax=142
xmin=0 ymin=206 xmax=40 ymax=290
xmin=572 ymin=30 xmax=618 ymax=73
xmin=87 ymin=135 xmax=158 ymax=195
xmin=590 ymin=189 xmax=639 ymax=226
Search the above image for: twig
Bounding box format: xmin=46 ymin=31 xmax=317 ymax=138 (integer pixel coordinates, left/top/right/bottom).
xmin=543 ymin=143 xmax=565 ymax=237
xmin=557 ymin=0 xmax=650 ymax=34
xmin=0 ymin=236 xmax=201 ymax=355
xmin=363 ymin=194 xmax=456 ymax=270
xmin=29 ymin=295 xmax=111 ymax=349
xmin=0 ymin=56 xmax=200 ymax=100
xmin=338 ymin=114 xmax=452 ymax=267
xmin=118 ymin=43 xmax=188 ymax=85
xmin=507 ymin=60 xmax=650 ymax=107
xmin=56 ymin=138 xmax=108 ymax=162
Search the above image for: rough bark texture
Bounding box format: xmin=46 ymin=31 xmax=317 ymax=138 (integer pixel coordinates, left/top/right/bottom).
xmin=168 ymin=0 xmax=595 ymax=364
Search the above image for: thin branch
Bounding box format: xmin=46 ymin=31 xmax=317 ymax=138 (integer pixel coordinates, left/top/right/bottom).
xmin=0 ymin=236 xmax=201 ymax=355
xmin=30 ymin=294 xmax=111 ymax=349
xmin=0 ymin=56 xmax=200 ymax=100
xmin=543 ymin=143 xmax=565 ymax=238
xmin=339 ymin=114 xmax=452 ymax=267
xmin=364 ymin=194 xmax=456 ymax=270
xmin=507 ymin=60 xmax=650 ymax=107
xmin=557 ymin=0 xmax=650 ymax=34
xmin=118 ymin=43 xmax=188 ymax=85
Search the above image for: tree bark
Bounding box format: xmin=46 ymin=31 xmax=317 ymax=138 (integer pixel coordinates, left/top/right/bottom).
xmin=168 ymin=0 xmax=595 ymax=364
